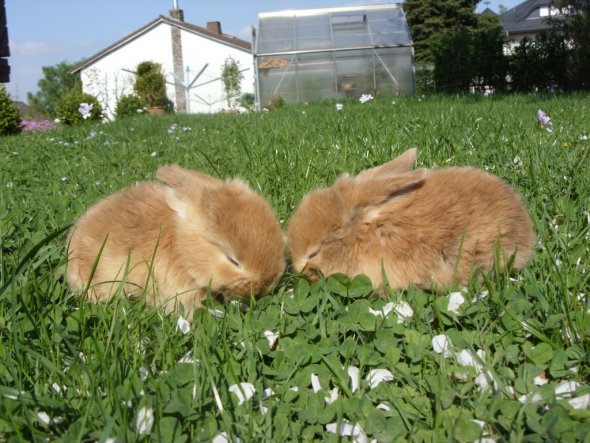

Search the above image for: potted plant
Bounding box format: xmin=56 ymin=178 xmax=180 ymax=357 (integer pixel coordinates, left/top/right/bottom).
xmin=134 ymin=61 xmax=168 ymax=115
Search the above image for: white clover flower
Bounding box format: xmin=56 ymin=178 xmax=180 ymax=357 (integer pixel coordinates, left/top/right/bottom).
xmin=263 ymin=330 xmax=279 ymax=348
xmin=326 ymin=420 xmax=368 ymax=443
xmin=228 ymin=383 xmax=256 ymax=405
xmin=348 ymin=366 xmax=360 ymax=393
xmin=136 ymin=406 xmax=154 ymax=435
xmin=448 ymin=292 xmax=465 ymax=314
xmin=432 ymin=334 xmax=453 ymax=358
xmin=176 ymin=316 xmax=190 ymax=334
xmin=359 ymin=94 xmax=374 ymax=104
xmin=367 ymin=369 xmax=394 ymax=389
xmin=311 ymin=373 xmax=322 ymax=393
xmin=336 ymin=103 xmax=344 ymax=110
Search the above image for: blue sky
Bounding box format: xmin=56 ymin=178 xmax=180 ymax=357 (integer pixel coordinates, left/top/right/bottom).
xmin=5 ymin=0 xmax=522 ymax=103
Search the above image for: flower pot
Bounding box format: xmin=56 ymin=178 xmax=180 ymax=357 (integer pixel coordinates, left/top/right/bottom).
xmin=147 ymin=106 xmax=166 ymax=116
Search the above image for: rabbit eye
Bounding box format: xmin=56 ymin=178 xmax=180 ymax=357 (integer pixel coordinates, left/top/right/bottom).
xmin=225 ymin=254 xmax=240 ymax=268
xmin=308 ymin=249 xmax=320 ymax=259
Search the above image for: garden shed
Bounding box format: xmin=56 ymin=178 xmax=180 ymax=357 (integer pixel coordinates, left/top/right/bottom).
xmin=253 ymin=4 xmax=415 ymax=107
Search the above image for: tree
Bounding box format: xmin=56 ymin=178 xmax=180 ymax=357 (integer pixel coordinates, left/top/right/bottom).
xmin=221 ymin=57 xmax=243 ymax=107
xmin=403 ymin=0 xmax=480 ymax=65
xmin=551 ymin=0 xmax=590 ymax=89
xmin=27 ymin=61 xmax=82 ymax=117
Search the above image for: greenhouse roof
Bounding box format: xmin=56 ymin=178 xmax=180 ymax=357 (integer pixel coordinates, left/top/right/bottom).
xmin=255 ymin=4 xmax=413 ymax=56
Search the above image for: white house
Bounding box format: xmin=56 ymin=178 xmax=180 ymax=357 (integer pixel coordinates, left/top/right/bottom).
xmin=71 ymin=8 xmax=253 ymax=118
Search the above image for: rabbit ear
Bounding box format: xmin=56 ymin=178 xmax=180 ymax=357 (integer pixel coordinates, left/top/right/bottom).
xmin=157 ymin=164 xmax=222 ymax=188
xmin=355 ymin=168 xmax=427 ymax=209
xmin=357 ymin=148 xmax=418 ymax=181
xmin=157 ymin=165 xmax=220 ymax=218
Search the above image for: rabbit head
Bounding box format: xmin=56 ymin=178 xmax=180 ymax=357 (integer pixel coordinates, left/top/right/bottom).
xmin=287 ymin=148 xmax=427 ymax=281
xmin=156 ymin=165 xmax=286 ymax=300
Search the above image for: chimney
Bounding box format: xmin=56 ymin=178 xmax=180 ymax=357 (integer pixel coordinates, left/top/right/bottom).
xmin=207 ymin=21 xmax=222 ymax=35
xmin=169 ymin=9 xmax=184 ymax=21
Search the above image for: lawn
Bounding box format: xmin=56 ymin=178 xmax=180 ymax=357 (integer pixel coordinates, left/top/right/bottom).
xmin=0 ymin=94 xmax=589 ymax=442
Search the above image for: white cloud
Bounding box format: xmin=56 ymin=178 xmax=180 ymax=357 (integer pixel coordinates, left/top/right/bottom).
xmin=11 ymin=41 xmax=61 ymax=57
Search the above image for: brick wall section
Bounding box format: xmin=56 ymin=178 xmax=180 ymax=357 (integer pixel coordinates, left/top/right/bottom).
xmin=169 ymin=9 xmax=186 ymax=113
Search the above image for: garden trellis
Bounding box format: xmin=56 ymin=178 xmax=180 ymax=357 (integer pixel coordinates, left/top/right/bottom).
xmin=253 ymin=4 xmax=415 ymax=107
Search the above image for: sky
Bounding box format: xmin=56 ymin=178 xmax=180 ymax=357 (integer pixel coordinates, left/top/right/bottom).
xmin=4 ymin=0 xmax=524 ymax=103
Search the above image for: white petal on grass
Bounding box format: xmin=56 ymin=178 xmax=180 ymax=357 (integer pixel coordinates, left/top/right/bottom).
xmin=533 ymin=374 xmax=549 ymax=386
xmin=209 ymin=309 xmax=225 ymax=318
xmin=212 ymin=432 xmax=242 ymax=443
xmin=432 ymin=334 xmax=453 ymax=358
xmin=139 ymin=367 xmax=149 ymax=381
xmin=368 ymin=302 xmax=394 ymax=317
xmin=474 ymin=439 xmax=497 ymax=443
xmin=348 ymin=366 xmax=360 ymax=393
xmin=324 ymin=387 xmax=340 ymax=404
xmin=259 ymin=401 xmax=269 ymax=415
xmin=178 ymin=352 xmax=199 ymax=364
xmin=367 ymin=369 xmax=394 ymax=389
xmin=176 ymin=316 xmax=190 ymax=334
xmin=263 ymin=330 xmax=279 ymax=347
xmin=263 ymin=388 xmax=275 ymax=398
xmin=456 ymin=349 xmax=485 ymax=372
xmin=393 ymin=301 xmax=413 ymax=323
xmin=311 ymin=373 xmax=322 ymax=393
xmin=37 ymin=411 xmax=51 ymax=425
xmin=228 ymin=383 xmax=256 ymax=405
xmin=136 ymin=406 xmax=154 ymax=435
xmin=554 ymin=380 xmax=580 ymax=397
xmin=376 ymin=402 xmax=391 ymax=411
xmin=326 ymin=420 xmax=368 ymax=443
xmin=568 ymin=393 xmax=590 ymax=409
xmin=448 ymin=292 xmax=465 ymax=314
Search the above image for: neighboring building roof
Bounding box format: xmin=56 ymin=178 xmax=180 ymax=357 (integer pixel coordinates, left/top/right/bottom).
xmin=71 ymin=14 xmax=252 ymax=73
xmin=500 ymin=0 xmax=562 ymax=36
xmin=480 ymin=7 xmax=497 ymax=17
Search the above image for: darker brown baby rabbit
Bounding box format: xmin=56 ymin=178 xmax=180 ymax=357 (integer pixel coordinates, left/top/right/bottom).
xmin=287 ymin=148 xmax=536 ymax=292
xmin=67 ymin=165 xmax=286 ymax=317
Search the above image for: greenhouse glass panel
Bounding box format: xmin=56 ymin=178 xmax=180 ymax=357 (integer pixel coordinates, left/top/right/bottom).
xmin=254 ymin=4 xmax=414 ymax=107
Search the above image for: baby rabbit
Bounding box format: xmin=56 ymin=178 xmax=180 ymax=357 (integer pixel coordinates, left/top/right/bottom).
xmin=287 ymin=148 xmax=535 ymax=292
xmin=67 ymin=165 xmax=286 ymax=317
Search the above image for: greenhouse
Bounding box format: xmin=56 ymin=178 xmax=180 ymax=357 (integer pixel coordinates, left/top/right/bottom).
xmin=253 ymin=4 xmax=415 ymax=107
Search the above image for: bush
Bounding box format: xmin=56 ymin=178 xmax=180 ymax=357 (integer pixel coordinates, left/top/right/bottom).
xmin=134 ymin=61 xmax=168 ymax=107
xmin=115 ymin=94 xmax=147 ymax=119
xmin=55 ymin=92 xmax=103 ymax=125
xmin=0 ymin=86 xmax=23 ymax=136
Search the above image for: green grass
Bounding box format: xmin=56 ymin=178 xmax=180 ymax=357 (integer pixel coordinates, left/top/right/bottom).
xmin=0 ymin=94 xmax=589 ymax=442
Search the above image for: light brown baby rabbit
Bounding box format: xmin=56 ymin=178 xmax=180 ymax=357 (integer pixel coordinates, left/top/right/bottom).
xmin=287 ymin=148 xmax=535 ymax=292
xmin=67 ymin=165 xmax=286 ymax=317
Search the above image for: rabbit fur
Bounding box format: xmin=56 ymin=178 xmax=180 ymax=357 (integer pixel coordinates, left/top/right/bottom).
xmin=287 ymin=148 xmax=536 ymax=292
xmin=67 ymin=165 xmax=286 ymax=317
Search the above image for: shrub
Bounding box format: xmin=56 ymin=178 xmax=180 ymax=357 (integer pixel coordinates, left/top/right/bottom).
xmin=55 ymin=91 xmax=103 ymax=125
xmin=115 ymin=94 xmax=147 ymax=119
xmin=134 ymin=61 xmax=168 ymax=107
xmin=0 ymin=86 xmax=23 ymax=136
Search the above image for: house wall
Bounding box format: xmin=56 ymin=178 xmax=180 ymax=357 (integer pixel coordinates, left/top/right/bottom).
xmin=80 ymin=22 xmax=254 ymax=118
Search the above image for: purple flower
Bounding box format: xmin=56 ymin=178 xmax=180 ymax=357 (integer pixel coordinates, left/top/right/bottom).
xmin=20 ymin=119 xmax=58 ymax=132
xmin=537 ymin=109 xmax=554 ymax=132
xmin=78 ymin=103 xmax=94 ymax=120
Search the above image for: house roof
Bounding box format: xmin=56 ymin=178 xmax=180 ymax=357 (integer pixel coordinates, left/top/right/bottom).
xmin=71 ymin=14 xmax=252 ymax=73
xmin=500 ymin=0 xmax=561 ymax=35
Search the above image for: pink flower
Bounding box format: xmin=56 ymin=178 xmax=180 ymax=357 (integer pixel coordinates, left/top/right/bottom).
xmin=78 ymin=103 xmax=94 ymax=119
